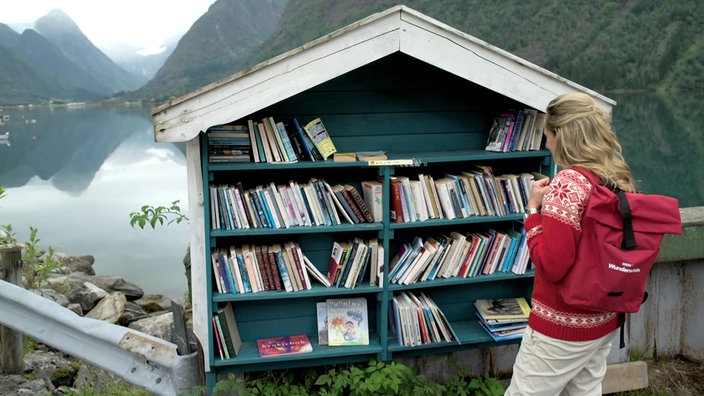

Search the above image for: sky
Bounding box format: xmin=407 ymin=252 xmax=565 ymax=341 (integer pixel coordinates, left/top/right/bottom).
xmin=2 ymin=0 xmax=217 ymax=53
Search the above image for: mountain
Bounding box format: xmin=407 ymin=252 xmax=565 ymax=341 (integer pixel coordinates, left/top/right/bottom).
xmin=0 ymin=10 xmax=146 ymax=105
xmin=34 ymin=10 xmax=147 ymax=95
xmin=136 ymin=0 xmax=288 ymax=100
xmin=144 ymin=0 xmax=703 ymax=102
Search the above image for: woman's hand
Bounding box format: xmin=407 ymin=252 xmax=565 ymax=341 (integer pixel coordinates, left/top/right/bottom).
xmin=528 ymin=177 xmax=550 ymax=210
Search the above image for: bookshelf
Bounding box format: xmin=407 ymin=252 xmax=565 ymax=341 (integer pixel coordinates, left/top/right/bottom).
xmin=201 ymin=53 xmax=554 ymax=382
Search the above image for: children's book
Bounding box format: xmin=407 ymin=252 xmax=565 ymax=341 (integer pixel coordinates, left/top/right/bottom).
xmin=474 ymin=297 xmax=531 ymax=321
xmin=256 ymin=334 xmax=313 ymax=358
xmin=326 ymin=297 xmax=369 ymax=346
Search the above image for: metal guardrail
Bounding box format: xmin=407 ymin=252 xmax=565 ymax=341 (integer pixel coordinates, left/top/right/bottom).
xmin=0 ymin=279 xmax=199 ymax=395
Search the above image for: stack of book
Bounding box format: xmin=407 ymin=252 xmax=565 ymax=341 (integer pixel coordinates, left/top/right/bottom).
xmin=241 ymin=116 xmax=337 ymax=163
xmin=387 ymin=227 xmax=531 ymax=285
xmin=474 ymin=297 xmax=531 ymax=341
xmin=326 ymin=238 xmax=384 ymax=288
xmin=209 ymin=178 xmax=379 ymax=231
xmin=484 ymin=108 xmax=546 ymax=153
xmin=389 ymin=291 xmax=458 ymax=346
xmin=207 ymin=124 xmax=252 ymax=162
xmin=211 ymin=242 xmax=332 ymax=295
xmin=389 ymin=166 xmax=542 ymax=223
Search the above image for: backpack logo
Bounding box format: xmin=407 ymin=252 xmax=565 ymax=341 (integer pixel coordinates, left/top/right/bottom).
xmin=608 ymin=262 xmax=639 ymax=273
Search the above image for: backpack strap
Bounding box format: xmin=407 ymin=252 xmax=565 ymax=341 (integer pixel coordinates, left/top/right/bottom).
xmin=571 ymin=167 xmax=636 ymax=250
xmin=615 ymin=190 xmax=636 ymax=250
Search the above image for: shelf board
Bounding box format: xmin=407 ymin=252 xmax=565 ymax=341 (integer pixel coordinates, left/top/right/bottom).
xmin=206 ymin=150 xmax=551 ymax=171
xmin=387 ymin=270 xmax=534 ymax=292
xmin=213 ymin=283 xmax=383 ymax=302
xmin=389 ymin=213 xmax=524 ymax=229
xmin=210 ymin=222 xmax=383 ymax=237
xmin=212 ymin=335 xmax=382 ymax=367
xmin=386 ymin=319 xmax=522 ymax=353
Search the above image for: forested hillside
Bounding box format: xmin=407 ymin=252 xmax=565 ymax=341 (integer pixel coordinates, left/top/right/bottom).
xmin=147 ymin=0 xmax=703 ymax=102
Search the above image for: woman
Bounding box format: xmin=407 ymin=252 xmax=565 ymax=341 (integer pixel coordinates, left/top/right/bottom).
xmin=505 ymin=92 xmax=636 ymax=395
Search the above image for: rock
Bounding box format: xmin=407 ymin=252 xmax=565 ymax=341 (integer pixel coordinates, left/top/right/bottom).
xmin=67 ymin=281 xmax=108 ymax=312
xmin=135 ymin=294 xmax=175 ymax=313
xmin=118 ymin=301 xmax=150 ymax=326
xmin=31 ymin=288 xmax=69 ymax=307
xmin=49 ymin=252 xmax=95 ymax=275
xmin=90 ymin=275 xmax=145 ymax=301
xmin=85 ymin=292 xmax=127 ymax=324
xmin=129 ymin=311 xmax=174 ymax=341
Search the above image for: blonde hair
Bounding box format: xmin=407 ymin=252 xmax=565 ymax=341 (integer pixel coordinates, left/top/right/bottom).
xmin=546 ymin=92 xmax=636 ymax=192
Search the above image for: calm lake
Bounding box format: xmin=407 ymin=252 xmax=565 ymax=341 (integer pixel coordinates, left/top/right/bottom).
xmin=0 ymin=93 xmax=702 ymax=299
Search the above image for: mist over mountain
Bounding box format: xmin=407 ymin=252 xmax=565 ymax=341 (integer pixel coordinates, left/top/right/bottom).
xmin=0 ymin=9 xmax=146 ymax=105
xmin=103 ymin=35 xmax=180 ymax=80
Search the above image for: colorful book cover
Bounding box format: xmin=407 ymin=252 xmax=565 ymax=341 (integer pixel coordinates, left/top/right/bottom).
xmin=326 ymin=297 xmax=369 ymax=346
xmin=256 ymin=334 xmax=313 ymax=358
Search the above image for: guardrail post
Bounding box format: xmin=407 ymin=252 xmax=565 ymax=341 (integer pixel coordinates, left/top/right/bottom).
xmin=1 ymin=246 xmax=23 ymax=374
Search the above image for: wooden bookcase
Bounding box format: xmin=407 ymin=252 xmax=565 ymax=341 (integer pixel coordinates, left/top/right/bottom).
xmin=201 ymin=53 xmax=553 ymax=380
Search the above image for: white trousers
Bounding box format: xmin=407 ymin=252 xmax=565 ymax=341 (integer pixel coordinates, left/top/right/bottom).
xmin=504 ymin=326 xmax=616 ymax=396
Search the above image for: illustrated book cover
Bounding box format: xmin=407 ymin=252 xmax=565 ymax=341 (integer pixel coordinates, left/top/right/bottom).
xmin=474 ymin=297 xmax=531 ymax=321
xmin=326 ymin=297 xmax=369 ymax=346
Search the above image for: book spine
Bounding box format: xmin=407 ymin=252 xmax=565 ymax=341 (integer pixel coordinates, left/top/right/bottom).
xmin=389 ymin=177 xmax=404 ymax=222
xmin=347 ymin=185 xmax=374 ymax=223
xmin=340 ymin=188 xmax=365 ymax=223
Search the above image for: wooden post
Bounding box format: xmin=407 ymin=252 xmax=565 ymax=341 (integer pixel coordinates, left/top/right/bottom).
xmin=1 ymin=246 xmax=24 ymax=374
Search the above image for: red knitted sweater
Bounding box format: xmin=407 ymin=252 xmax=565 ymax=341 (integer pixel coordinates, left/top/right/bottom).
xmin=524 ymin=168 xmax=620 ymax=341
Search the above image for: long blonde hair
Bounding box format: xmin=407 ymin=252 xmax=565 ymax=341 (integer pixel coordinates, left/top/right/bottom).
xmin=546 ymin=92 xmax=636 ymax=192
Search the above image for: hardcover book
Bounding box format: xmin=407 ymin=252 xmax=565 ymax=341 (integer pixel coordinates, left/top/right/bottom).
xmin=256 ymin=334 xmax=313 ymax=358
xmin=326 ymin=297 xmax=369 ymax=346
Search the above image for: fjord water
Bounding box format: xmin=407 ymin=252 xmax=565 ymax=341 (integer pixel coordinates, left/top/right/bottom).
xmin=0 ymin=94 xmax=702 ymax=298
xmin=0 ymin=104 xmax=189 ymax=299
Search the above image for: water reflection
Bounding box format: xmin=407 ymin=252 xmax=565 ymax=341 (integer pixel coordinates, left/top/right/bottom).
xmin=0 ymin=104 xmax=189 ymax=299
xmin=611 ymin=92 xmax=704 ymax=207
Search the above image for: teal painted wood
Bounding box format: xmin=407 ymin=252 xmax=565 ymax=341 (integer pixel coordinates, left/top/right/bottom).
xmin=200 ymin=52 xmax=555 ymax=381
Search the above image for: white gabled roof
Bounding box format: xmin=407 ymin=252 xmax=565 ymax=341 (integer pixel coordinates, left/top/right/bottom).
xmin=152 ymin=5 xmax=614 ymax=143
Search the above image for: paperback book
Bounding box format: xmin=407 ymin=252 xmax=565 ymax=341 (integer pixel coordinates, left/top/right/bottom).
xmin=256 ymin=334 xmax=313 ymax=358
xmin=326 ymin=297 xmax=369 ymax=346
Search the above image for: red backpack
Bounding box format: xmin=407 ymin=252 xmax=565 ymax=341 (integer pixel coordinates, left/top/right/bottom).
xmin=559 ymin=167 xmax=682 ymax=315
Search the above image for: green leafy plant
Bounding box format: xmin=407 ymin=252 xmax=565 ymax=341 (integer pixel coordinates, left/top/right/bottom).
xmin=21 ymin=226 xmax=62 ymax=289
xmin=189 ymin=360 xmax=506 ymax=396
xmin=129 ymin=200 xmax=189 ymax=229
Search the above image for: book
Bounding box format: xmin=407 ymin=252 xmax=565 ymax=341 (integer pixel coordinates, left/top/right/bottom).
xmin=221 ymin=303 xmax=243 ymax=357
xmin=303 ymin=117 xmax=337 ymax=160
xmin=256 ymin=334 xmax=313 ymax=358
xmin=485 ymin=114 xmax=511 ymax=152
xmin=389 ymin=176 xmax=404 ymax=222
xmin=292 ymin=117 xmax=323 ymax=161
xmin=356 ymin=150 xmax=387 ymax=161
xmin=316 ymin=302 xmax=329 ymax=345
xmin=361 ymin=181 xmax=383 ymax=222
xmin=333 ymin=152 xmax=356 ymax=162
xmin=326 ymin=297 xmax=369 ymax=346
xmin=344 ymin=184 xmax=374 ymax=223
xmin=474 ymin=297 xmax=531 ymax=321
xmin=326 ymin=241 xmax=345 ymax=284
